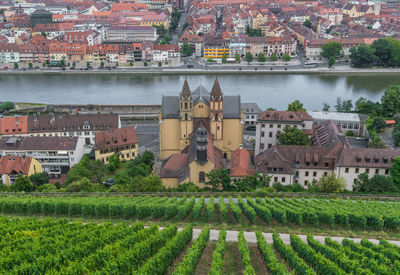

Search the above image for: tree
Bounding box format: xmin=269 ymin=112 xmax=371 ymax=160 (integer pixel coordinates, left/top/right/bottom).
xmin=353 ymin=173 xmax=397 ymax=193
xmin=205 ymin=169 xmax=232 ymax=191
xmin=28 ymin=62 xmax=33 ymax=69
xmin=86 ymin=62 xmax=90 ymax=68
xmin=116 ymin=61 xmax=119 ymax=67
xmin=245 ymin=52 xmax=253 ymax=64
xmin=207 ymin=57 xmax=214 ymax=63
xmin=391 ymin=156 xmax=400 ymax=187
xmin=13 ymin=62 xmax=18 ymax=69
xmin=328 ymin=56 xmax=336 ymax=67
xmin=135 ymin=174 xmax=164 ymax=192
xmin=335 ymin=97 xmax=353 ymax=112
xmin=371 ymin=117 xmax=386 ymax=133
xmin=278 ymin=125 xmax=311 ymax=146
xmin=371 ymin=38 xmax=393 ymax=66
xmin=303 ymin=19 xmax=312 ymax=28
xmin=235 ymin=53 xmax=240 ymax=62
xmin=282 ymin=54 xmax=291 ymax=62
xmin=287 ymin=100 xmax=306 ymax=112
xmin=235 ymin=174 xmax=271 ymax=191
xmin=349 ymin=45 xmax=376 ymax=67
xmin=41 ymin=31 xmax=47 ymax=38
xmin=355 ymin=97 xmax=380 ymax=116
xmin=321 ymin=42 xmax=342 ymax=58
xmin=11 ymin=175 xmax=34 ymax=192
xmin=66 ymin=165 xmax=91 ymax=184
xmin=42 ymin=62 xmax=46 ymax=67
xmin=29 ymin=172 xmax=48 ymax=187
xmin=270 ymin=53 xmax=278 ymax=62
xmin=100 ymin=62 xmax=104 ymax=68
xmin=322 ymin=102 xmax=330 ymax=111
xmin=222 ymin=53 xmax=228 ymax=63
xmin=180 ymin=43 xmax=193 ymax=57
xmin=0 ymin=102 xmax=14 ymax=112
xmin=67 ymin=177 xmax=91 ymax=192
xmin=257 ymin=53 xmax=266 ymax=63
xmin=107 ymin=154 xmax=121 ymax=172
xmin=141 ymin=150 xmax=155 ymax=169
xmin=198 ymin=32 xmax=203 ymax=36
xmin=72 ymin=61 xmax=76 ymax=68
xmin=316 ymin=174 xmax=345 ymax=193
xmin=381 ymin=86 xmax=400 ymax=116
xmin=144 ymin=61 xmax=148 ymax=67
xmin=368 ymin=137 xmax=386 ymax=149
xmin=158 ymin=62 xmax=162 ymax=67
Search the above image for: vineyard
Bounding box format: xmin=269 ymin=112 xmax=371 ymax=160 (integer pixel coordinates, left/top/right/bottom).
xmin=1 ymin=195 xmax=400 ymax=231
xmin=1 ymin=216 xmax=400 ymax=274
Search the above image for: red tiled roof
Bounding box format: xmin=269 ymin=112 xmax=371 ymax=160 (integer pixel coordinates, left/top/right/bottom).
xmin=94 ymin=127 xmax=138 ymax=150
xmin=0 ymin=116 xmax=28 ymax=135
xmin=0 ymin=156 xmax=33 ymax=175
xmin=231 ymin=147 xmax=253 ymax=177
xmin=258 ymin=110 xmax=312 ymax=122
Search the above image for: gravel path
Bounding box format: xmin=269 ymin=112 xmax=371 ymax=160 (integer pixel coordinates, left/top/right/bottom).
xmin=188 ymin=228 xmax=400 ymax=246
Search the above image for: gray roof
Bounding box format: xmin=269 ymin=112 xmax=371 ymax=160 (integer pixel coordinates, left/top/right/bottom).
xmin=161 ymin=85 xmax=241 ymax=119
xmin=241 ymin=103 xmax=262 ymax=115
xmin=161 ymin=96 xmax=180 ymax=119
xmin=223 ymin=96 xmax=241 ymax=118
xmin=0 ymin=136 xmax=79 ymax=151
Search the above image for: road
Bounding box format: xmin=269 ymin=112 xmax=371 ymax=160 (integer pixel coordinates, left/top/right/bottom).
xmin=170 ymin=0 xmax=193 ymax=44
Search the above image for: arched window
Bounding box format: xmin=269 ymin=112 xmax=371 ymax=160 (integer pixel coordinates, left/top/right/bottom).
xmin=185 ymin=113 xmax=188 ymax=121
xmin=215 ymin=113 xmax=218 ymax=121
xmin=185 ymin=102 xmax=188 ymax=109
xmin=199 ymin=172 xmax=205 ymax=183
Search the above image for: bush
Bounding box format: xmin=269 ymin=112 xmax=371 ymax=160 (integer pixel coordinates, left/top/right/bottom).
xmin=345 ymin=130 xmax=354 ymax=136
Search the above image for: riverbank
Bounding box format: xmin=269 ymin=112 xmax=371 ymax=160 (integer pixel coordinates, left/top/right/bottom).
xmin=1 ymin=66 xmax=400 ymax=75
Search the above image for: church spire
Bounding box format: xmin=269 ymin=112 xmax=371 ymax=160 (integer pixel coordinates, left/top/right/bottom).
xmin=210 ymin=78 xmax=222 ymax=101
xmin=180 ymin=79 xmax=191 ymax=99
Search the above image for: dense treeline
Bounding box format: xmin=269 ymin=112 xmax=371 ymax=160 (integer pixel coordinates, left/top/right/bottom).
xmin=350 ymin=37 xmax=400 ymax=67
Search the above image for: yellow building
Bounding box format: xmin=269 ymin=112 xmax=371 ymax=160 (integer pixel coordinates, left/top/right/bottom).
xmin=159 ymin=79 xmax=244 ymax=187
xmin=94 ymin=127 xmax=138 ymax=164
xmin=203 ymin=37 xmax=229 ymax=59
xmin=0 ymin=156 xmax=42 ymax=186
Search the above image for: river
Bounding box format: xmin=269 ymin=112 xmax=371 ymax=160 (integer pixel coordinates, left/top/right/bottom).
xmin=0 ymin=73 xmax=399 ymax=110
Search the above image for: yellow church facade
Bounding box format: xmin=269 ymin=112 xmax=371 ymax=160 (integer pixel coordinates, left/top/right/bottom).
xmin=159 ymin=79 xmax=244 ymax=187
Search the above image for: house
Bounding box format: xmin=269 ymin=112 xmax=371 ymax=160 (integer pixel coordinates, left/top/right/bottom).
xmin=241 ymin=103 xmax=262 ymax=125
xmin=0 ymin=136 xmax=85 ymax=178
xmin=179 ymin=32 xmax=204 ymax=57
xmin=0 ymin=155 xmax=42 ymax=185
xmin=159 ymin=79 xmax=244 ymax=187
xmin=153 ymin=44 xmax=181 ymax=64
xmin=230 ymin=146 xmax=254 ymax=179
xmin=94 ymin=127 xmax=138 ymax=164
xmin=255 ymin=110 xmax=313 ymax=155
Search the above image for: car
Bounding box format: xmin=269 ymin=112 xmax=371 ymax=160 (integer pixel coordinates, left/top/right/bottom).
xmin=187 ymin=64 xmax=194 ymax=68
xmin=34 ymin=66 xmax=39 ymax=69
xmin=3 ymin=66 xmax=8 ymax=69
xmin=246 ymin=125 xmax=256 ymax=131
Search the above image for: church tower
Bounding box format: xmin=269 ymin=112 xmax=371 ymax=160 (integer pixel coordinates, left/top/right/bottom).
xmin=179 ymin=79 xmax=193 ymax=149
xmin=210 ymin=78 xmax=223 ymax=145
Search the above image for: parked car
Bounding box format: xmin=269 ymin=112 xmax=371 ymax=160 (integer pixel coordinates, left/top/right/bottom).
xmin=187 ymin=64 xmax=193 ymax=68
xmin=3 ymin=66 xmax=8 ymax=69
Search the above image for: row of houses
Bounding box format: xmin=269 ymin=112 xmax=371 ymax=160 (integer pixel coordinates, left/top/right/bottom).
xmin=0 ymin=114 xmax=139 ymax=182
xmin=0 ymin=39 xmax=180 ymax=64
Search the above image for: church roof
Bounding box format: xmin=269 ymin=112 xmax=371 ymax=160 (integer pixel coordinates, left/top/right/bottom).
xmin=180 ymin=79 xmax=191 ymax=98
xmin=161 ymin=80 xmax=241 ymax=119
xmin=210 ymin=78 xmax=223 ymax=101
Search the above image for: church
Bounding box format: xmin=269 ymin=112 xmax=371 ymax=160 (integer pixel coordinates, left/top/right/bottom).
xmin=159 ymin=78 xmax=244 ymax=187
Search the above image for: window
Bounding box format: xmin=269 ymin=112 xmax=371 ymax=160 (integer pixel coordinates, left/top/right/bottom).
xmin=324 ymin=172 xmax=328 ymax=176
xmin=268 ymin=144 xmax=272 ymax=148
xmin=313 ymin=172 xmax=317 ymax=177
xmin=355 ymin=168 xmax=359 ymax=173
xmin=281 ymin=177 xmax=286 ymax=183
xmin=269 ymin=124 xmax=273 ymax=128
xmin=274 ymin=177 xmax=278 ymax=182
xmin=261 ymin=131 xmax=265 ymax=137
xmin=261 ymin=124 xmax=265 ymax=128
xmin=305 ymin=171 xmax=309 ymax=176
xmin=383 ymin=159 xmax=388 ymax=164
xmin=277 ymin=124 xmax=281 ymax=128
xmin=269 ymin=132 xmax=272 ymax=137
xmin=199 ymin=172 xmax=205 ymax=183
xmin=366 ymin=168 xmax=370 ymax=174
xmin=304 ymin=180 xmax=308 ymax=186
xmin=348 ymin=124 xmax=353 ymax=129
xmin=374 ymin=158 xmax=379 ymax=164
xmin=345 ymin=168 xmax=349 ymax=173
xmin=324 ymin=162 xmax=329 ymax=167
xmin=306 ymin=162 xmax=310 ymax=167
xmin=366 ymin=158 xmax=371 ymax=163
xmin=375 ymin=169 xmax=379 ymax=174
xmin=260 ymin=143 xmax=265 ymax=150
xmin=385 ymin=169 xmax=389 ymax=175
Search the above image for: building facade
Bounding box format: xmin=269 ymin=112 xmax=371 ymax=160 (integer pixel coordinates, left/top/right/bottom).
xmin=94 ymin=127 xmax=139 ymax=164
xmin=0 ymin=136 xmax=84 ymax=177
xmin=0 ymin=155 xmax=42 ymax=185
xmin=255 ymin=110 xmax=313 ymax=155
xmin=159 ymin=79 xmax=244 ymax=187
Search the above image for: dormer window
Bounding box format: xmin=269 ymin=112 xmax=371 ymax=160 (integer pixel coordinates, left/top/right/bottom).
xmin=289 ymin=115 xmax=294 ymax=119
xmin=374 ymin=158 xmax=379 ymax=164
xmin=123 ymin=138 xmax=127 ymax=142
xmin=306 ymin=162 xmax=310 ymax=166
xmin=383 ymin=159 xmax=388 ymax=164
xmin=366 ymin=158 xmax=371 ymax=163
xmin=356 ymin=157 xmax=361 ymax=163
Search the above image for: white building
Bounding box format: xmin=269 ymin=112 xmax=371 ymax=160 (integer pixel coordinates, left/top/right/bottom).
xmin=255 ymin=110 xmax=313 ymax=155
xmin=308 ymin=111 xmax=364 ymax=136
xmin=241 ymin=103 xmax=262 ymax=126
xmin=0 ymin=136 xmax=85 ymax=177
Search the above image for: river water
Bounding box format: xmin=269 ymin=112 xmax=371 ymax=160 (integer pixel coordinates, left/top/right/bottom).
xmin=0 ymin=73 xmax=399 ymax=110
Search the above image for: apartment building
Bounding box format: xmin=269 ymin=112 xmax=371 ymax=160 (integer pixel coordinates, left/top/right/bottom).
xmin=255 ymin=110 xmax=313 ymax=155
xmin=0 ymin=136 xmax=84 ymax=177
xmin=241 ymin=103 xmax=262 ymax=125
xmin=308 ymin=111 xmax=365 ymax=136
xmin=94 ymin=127 xmax=138 ymax=164
xmin=105 ymin=26 xmax=157 ymax=43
